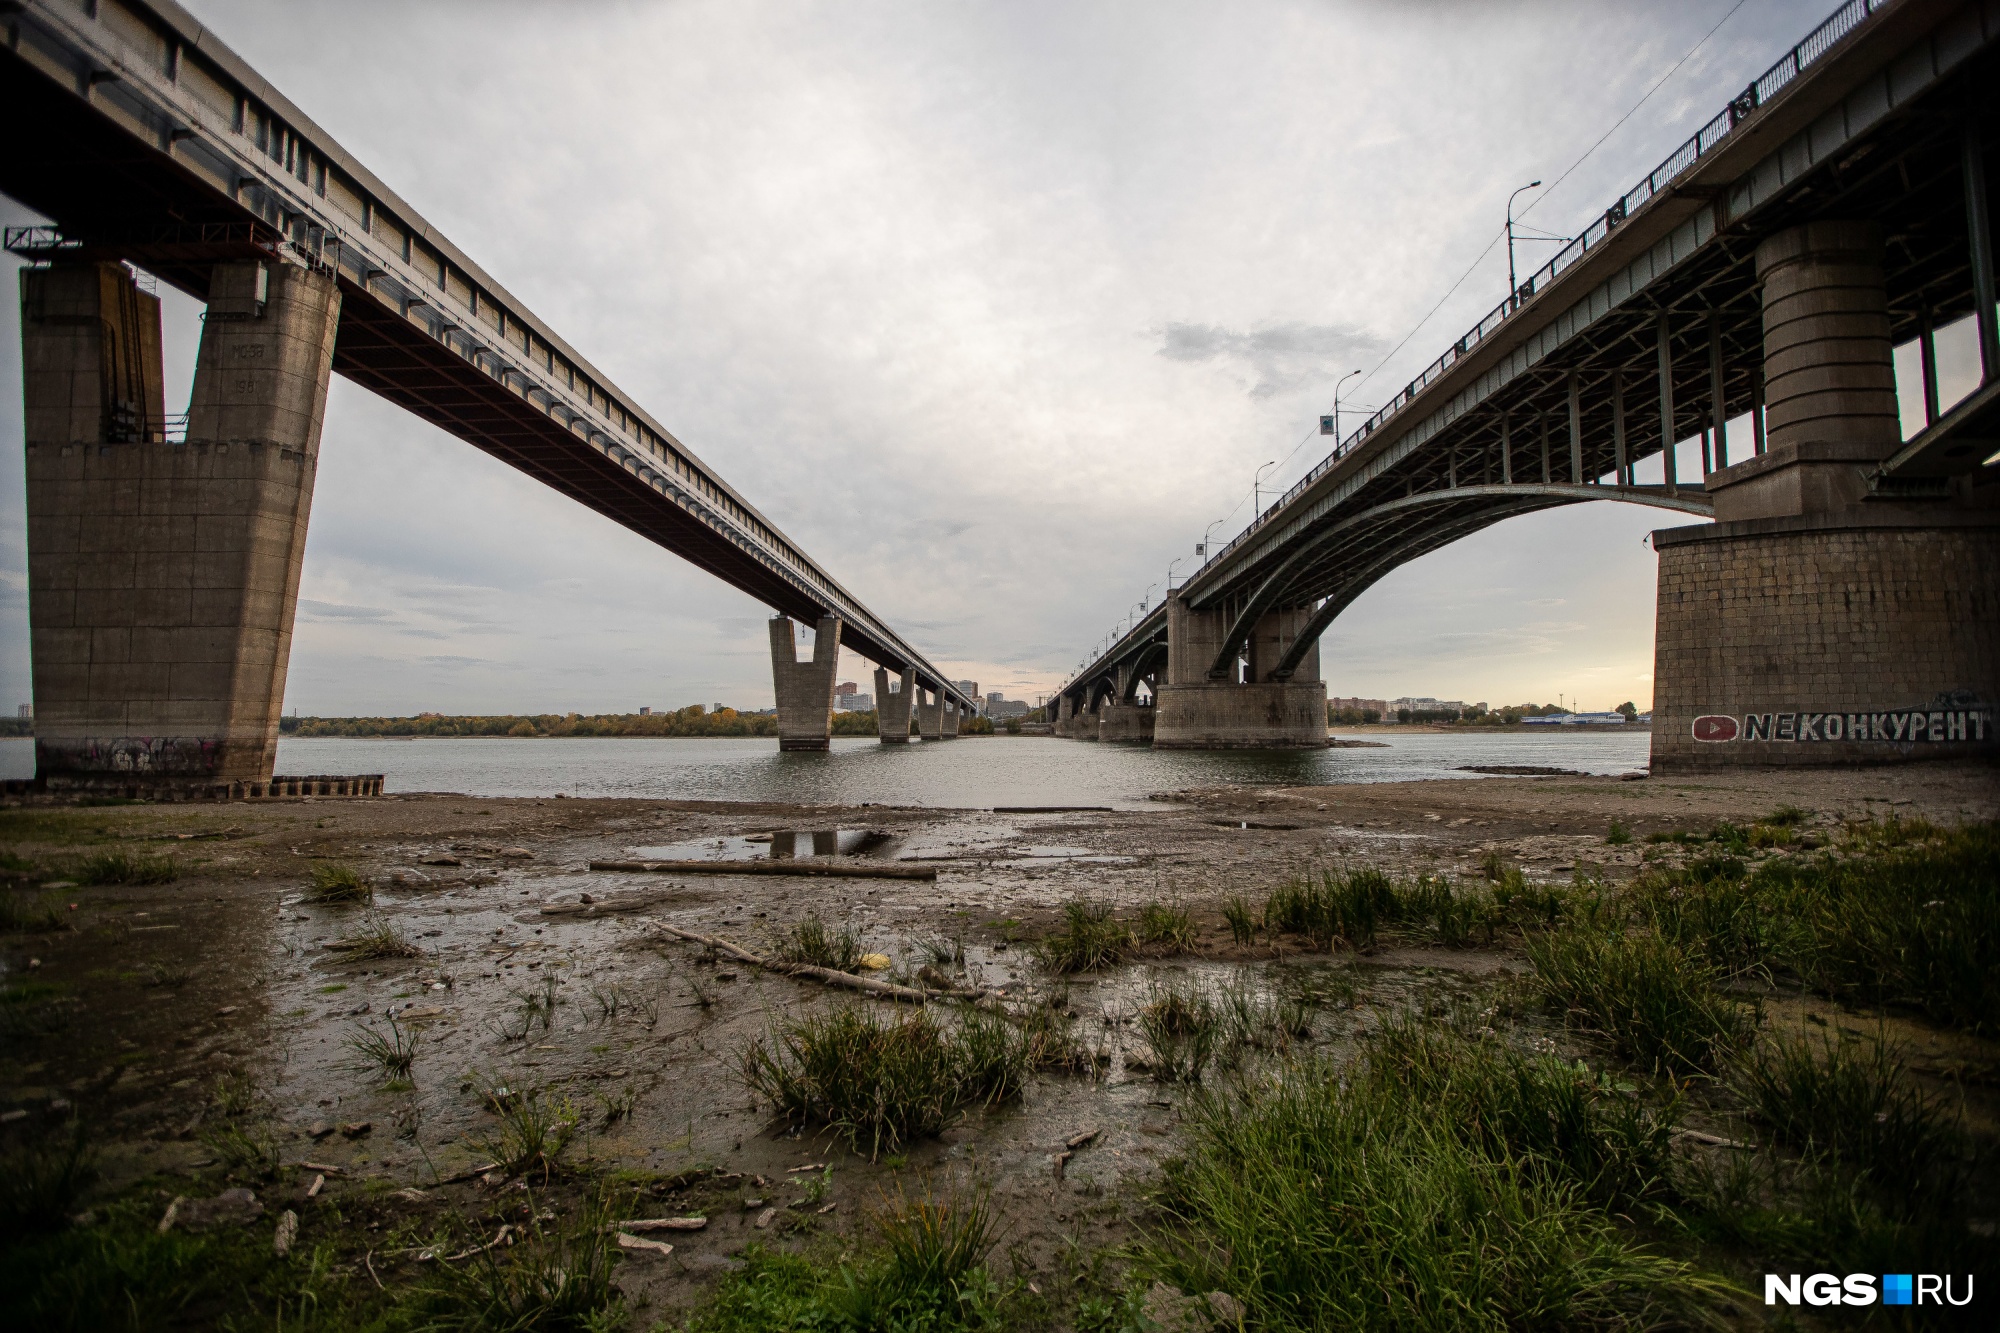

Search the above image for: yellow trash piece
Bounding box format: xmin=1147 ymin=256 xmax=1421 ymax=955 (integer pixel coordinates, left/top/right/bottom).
xmin=858 ymin=953 xmax=892 ymax=971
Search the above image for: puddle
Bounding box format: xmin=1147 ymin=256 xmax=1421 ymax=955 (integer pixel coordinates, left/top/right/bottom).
xmin=1016 ymin=844 xmax=1134 ymax=864
xmin=629 ymin=829 xmax=893 ymax=861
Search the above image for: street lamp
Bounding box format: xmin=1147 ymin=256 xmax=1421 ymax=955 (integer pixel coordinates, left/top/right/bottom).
xmin=1506 ymin=180 xmax=1542 ymax=311
xmin=1198 ymin=519 xmax=1224 ymax=562
xmin=1323 ymin=368 xmax=1361 ymax=440
xmin=1253 ymin=459 xmax=1278 ymax=515
xmin=1166 ymin=555 xmax=1183 ymax=591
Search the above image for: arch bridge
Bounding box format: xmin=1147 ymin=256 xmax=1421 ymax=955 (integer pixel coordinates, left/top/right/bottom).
xmin=1058 ymin=0 xmax=2000 ymax=763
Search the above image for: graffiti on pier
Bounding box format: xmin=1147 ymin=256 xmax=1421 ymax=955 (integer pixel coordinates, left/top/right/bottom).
xmin=36 ymin=735 xmax=225 ymax=775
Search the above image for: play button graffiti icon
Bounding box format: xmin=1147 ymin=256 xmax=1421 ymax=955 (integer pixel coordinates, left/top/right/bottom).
xmin=1692 ymin=715 xmax=1739 ymax=742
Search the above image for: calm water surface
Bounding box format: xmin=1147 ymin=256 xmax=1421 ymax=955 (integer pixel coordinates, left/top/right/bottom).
xmin=0 ymin=731 xmax=1650 ymax=810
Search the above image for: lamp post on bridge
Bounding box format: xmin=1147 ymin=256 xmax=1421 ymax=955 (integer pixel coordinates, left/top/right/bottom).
xmin=1198 ymin=520 xmax=1223 ymax=565
xmin=1166 ymin=556 xmax=1183 ymax=593
xmin=1506 ymin=180 xmax=1542 ymax=311
xmin=1253 ymin=459 xmax=1277 ymax=516
xmin=1322 ymin=368 xmax=1361 ymax=441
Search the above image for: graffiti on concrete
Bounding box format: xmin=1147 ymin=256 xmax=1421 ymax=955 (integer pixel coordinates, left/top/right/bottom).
xmin=36 ymin=735 xmax=225 ymax=774
xmin=1693 ymin=694 xmax=1993 ymax=744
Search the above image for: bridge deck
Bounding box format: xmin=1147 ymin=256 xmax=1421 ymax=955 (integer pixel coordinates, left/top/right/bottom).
xmin=1 ymin=0 xmax=971 ymax=704
xmin=1061 ymin=0 xmax=1998 ymax=704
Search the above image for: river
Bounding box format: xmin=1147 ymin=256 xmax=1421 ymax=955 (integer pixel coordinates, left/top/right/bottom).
xmin=0 ymin=730 xmax=1650 ymax=810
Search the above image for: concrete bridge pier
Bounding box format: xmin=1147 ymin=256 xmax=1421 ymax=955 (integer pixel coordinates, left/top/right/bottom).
xmin=1651 ymin=219 xmax=1999 ymax=771
xmin=873 ymin=666 xmax=914 ymax=743
xmin=916 ymin=686 xmax=943 ymax=740
xmin=23 ymin=259 xmax=340 ymax=789
xmin=768 ymin=614 xmax=843 ymax=752
xmin=940 ymin=696 xmax=961 ymax=737
xmin=1153 ymin=596 xmax=1328 ymax=748
xmin=1098 ymin=661 xmax=1155 ymax=742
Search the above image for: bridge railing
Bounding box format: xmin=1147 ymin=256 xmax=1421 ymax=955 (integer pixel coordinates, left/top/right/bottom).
xmin=1189 ymin=0 xmax=1888 ymax=584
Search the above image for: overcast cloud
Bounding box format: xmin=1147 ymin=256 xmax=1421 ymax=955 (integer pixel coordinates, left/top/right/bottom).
xmin=0 ymin=0 xmax=1839 ymax=716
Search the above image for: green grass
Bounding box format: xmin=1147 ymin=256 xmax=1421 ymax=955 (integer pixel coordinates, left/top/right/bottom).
xmin=1522 ymin=922 xmax=1754 ymax=1077
xmin=742 ymin=1005 xmax=1047 ymax=1158
xmin=1032 ymin=900 xmax=1129 ymax=974
xmin=1136 ymin=900 xmax=1198 ymax=952
xmin=471 ymin=1084 xmax=581 ymax=1183
xmin=0 ymin=1123 xmax=97 ymax=1241
xmin=1727 ymin=1026 xmax=1964 ymax=1211
xmin=774 ymin=913 xmax=864 ymax=973
xmin=1639 ymin=820 xmax=2000 ymax=1032
xmin=0 ymin=890 xmax=70 ymax=933
xmin=1265 ymin=867 xmax=1496 ymax=950
xmin=399 ymin=1189 xmax=622 ymax=1331
xmin=307 ymin=862 xmax=373 ymax=904
xmin=1138 ymin=976 xmax=1219 ymax=1083
xmin=1143 ymin=1025 xmax=1734 ymax=1331
xmin=686 ymin=1181 xmax=1004 ymax=1333
xmin=1221 ymin=896 xmax=1257 ymax=946
xmin=1605 ymin=819 xmax=1632 ymax=846
xmin=74 ymin=851 xmax=179 ymax=886
xmin=326 ymin=916 xmax=424 ymax=960
xmin=347 ymin=1015 xmax=421 ymax=1085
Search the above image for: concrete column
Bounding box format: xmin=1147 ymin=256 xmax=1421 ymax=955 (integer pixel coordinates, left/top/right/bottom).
xmin=768 ymin=614 xmax=843 ymax=751
xmin=940 ymin=696 xmax=961 ymax=738
xmin=1054 ymin=693 xmax=1076 ymax=738
xmin=1651 ymin=220 xmax=1999 ymax=773
xmin=873 ymin=665 xmax=913 ymax=743
xmin=916 ymin=686 xmax=944 ymax=740
xmin=1098 ymin=703 xmax=1156 ymax=743
xmin=25 ymin=259 xmax=340 ymax=787
xmin=1707 ymin=222 xmax=1899 ymax=521
xmin=1246 ymin=606 xmax=1321 ymax=684
xmin=1153 ymin=594 xmax=1327 ymax=748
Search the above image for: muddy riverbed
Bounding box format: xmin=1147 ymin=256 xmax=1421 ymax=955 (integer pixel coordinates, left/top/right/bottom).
xmin=3 ymin=760 xmax=1996 ymax=1325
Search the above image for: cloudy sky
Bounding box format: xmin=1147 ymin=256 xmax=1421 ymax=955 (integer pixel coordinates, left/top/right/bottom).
xmin=0 ymin=0 xmax=1848 ymax=717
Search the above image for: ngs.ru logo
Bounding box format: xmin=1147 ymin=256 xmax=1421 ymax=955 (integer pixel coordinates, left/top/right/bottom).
xmin=1766 ymin=1273 xmax=1975 ymax=1307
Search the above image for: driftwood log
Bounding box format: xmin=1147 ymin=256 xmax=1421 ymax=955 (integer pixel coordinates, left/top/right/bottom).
xmin=590 ymin=859 xmax=936 ymax=881
xmin=653 ymin=923 xmax=1000 ymax=1004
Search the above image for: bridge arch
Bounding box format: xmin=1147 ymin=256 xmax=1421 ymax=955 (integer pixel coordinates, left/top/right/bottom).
xmin=1204 ymin=484 xmax=1713 ymax=682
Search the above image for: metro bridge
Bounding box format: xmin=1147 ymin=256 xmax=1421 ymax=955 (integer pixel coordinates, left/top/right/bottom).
xmin=3 ymin=0 xmax=972 ymax=790
xmin=1054 ymin=0 xmax=2000 ymax=771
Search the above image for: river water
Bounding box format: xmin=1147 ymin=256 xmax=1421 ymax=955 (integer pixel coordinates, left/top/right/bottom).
xmin=0 ymin=730 xmax=1650 ymax=810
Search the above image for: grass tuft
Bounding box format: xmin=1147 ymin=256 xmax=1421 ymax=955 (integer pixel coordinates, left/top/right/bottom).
xmin=1033 ymin=900 xmax=1129 ymax=974
xmin=1728 ymin=1026 xmax=1964 ymax=1210
xmin=1145 ymin=1025 xmax=1734 ymax=1331
xmin=774 ymin=913 xmax=864 ymax=973
xmin=1523 ymin=922 xmax=1754 ymax=1076
xmin=403 ymin=1189 xmax=621 ymax=1330
xmin=74 ymin=852 xmax=178 ymax=886
xmin=470 ymin=1083 xmax=580 ymax=1183
xmin=326 ymin=915 xmax=423 ymax=960
xmin=1222 ymin=895 xmax=1257 ymax=946
xmin=1136 ymin=901 xmax=1198 ymax=952
xmin=0 ymin=1123 xmax=97 ymax=1240
xmin=346 ymin=1014 xmax=421 ymax=1085
xmin=306 ymin=862 xmax=372 ymax=904
xmin=743 ymin=1005 xmax=1054 ymax=1158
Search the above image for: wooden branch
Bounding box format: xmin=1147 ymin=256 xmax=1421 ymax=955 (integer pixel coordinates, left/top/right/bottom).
xmin=590 ymin=859 xmax=936 ymax=882
xmin=653 ymin=924 xmax=1001 ymax=1003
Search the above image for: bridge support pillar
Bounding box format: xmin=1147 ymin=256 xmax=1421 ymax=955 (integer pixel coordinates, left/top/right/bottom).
xmin=24 ymin=259 xmax=340 ymax=789
xmin=916 ymin=686 xmax=943 ymax=740
xmin=1153 ymin=596 xmax=1327 ymax=749
xmin=940 ymin=696 xmax=961 ymax=738
xmin=1651 ymin=221 xmax=2000 ymax=771
xmin=768 ymin=614 xmax=843 ymax=752
xmin=873 ymin=666 xmax=913 ymax=743
xmin=1098 ymin=703 xmax=1155 ymax=743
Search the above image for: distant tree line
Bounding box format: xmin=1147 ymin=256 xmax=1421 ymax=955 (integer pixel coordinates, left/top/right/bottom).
xmin=1328 ymin=701 xmax=1641 ymax=726
xmin=280 ymin=704 xmax=1001 ymax=739
xmin=281 ymin=705 xmax=777 ymax=738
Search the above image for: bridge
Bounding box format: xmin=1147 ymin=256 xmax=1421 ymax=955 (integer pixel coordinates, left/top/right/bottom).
xmin=3 ymin=0 xmax=975 ymax=790
xmin=1054 ymin=0 xmax=1999 ymax=769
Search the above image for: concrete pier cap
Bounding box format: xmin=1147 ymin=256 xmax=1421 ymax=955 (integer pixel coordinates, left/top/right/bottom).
xmin=873 ymin=665 xmax=914 ymax=743
xmin=767 ymin=614 xmax=842 ymax=752
xmin=23 ymin=257 xmax=340 ymax=788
